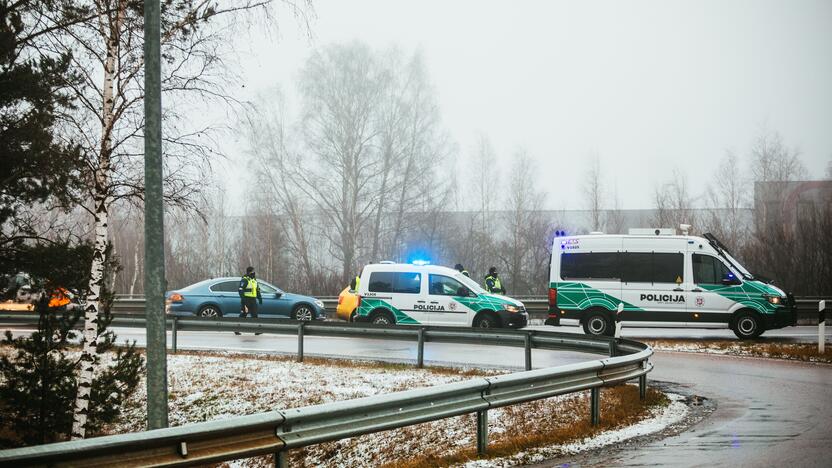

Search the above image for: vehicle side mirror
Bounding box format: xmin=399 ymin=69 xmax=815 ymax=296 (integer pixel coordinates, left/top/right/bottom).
xmin=275 ymin=292 xmax=283 ymax=298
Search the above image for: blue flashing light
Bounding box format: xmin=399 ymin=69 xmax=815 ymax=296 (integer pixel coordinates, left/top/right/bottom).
xmin=412 ymin=260 xmax=430 ymax=266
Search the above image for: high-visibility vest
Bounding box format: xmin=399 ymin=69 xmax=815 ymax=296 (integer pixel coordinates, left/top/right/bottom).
xmin=354 ymin=275 xmax=361 ymax=291
xmin=485 ymin=275 xmax=502 ymax=293
xmin=243 ymin=276 xmax=258 ymax=298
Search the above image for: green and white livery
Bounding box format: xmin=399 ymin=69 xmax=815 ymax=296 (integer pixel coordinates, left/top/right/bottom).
xmin=355 ymin=263 xmax=528 ymax=329
xmin=545 ymin=232 xmax=796 ymax=339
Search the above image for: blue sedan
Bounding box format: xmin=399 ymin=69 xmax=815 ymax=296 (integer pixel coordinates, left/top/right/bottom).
xmin=165 ymin=277 xmax=326 ymax=321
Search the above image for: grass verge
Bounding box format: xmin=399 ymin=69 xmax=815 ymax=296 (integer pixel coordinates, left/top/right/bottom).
xmin=643 ymin=339 xmax=832 ymax=363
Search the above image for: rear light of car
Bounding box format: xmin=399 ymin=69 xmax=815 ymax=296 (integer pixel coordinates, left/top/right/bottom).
xmin=338 ymin=295 xmax=344 ymax=305
xmin=169 ymin=293 xmax=184 ymax=303
xmin=547 ymin=287 xmax=557 ymax=307
xmin=356 ymin=295 xmax=361 ymax=308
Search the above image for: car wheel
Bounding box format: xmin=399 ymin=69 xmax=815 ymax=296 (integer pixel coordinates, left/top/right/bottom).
xmin=732 ymin=311 xmax=762 ymax=340
xmin=292 ymin=305 xmax=314 ymax=321
xmin=370 ymin=310 xmax=395 ymax=325
xmin=198 ymin=305 xmax=221 ymax=318
xmin=582 ymin=311 xmax=612 ymax=337
xmin=473 ymin=312 xmax=499 ymax=329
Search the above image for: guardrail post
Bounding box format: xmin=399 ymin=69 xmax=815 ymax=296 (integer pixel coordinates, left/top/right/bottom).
xmin=614 ymin=302 xmax=623 ymax=338
xmin=639 ymin=374 xmax=647 ymax=400
xmin=590 ymin=387 xmax=600 ymax=426
xmin=275 ymin=423 xmax=291 ymax=468
xmin=417 ymin=327 xmax=425 ymax=368
xmin=819 ymin=300 xmax=826 ymax=354
xmin=608 ymin=339 xmax=616 ymax=357
xmin=476 ymin=409 xmax=488 ymax=455
xmin=297 ymin=323 xmax=305 ymax=363
xmin=524 ymin=332 xmax=532 ymax=371
xmin=171 ymin=316 xmax=177 ymax=353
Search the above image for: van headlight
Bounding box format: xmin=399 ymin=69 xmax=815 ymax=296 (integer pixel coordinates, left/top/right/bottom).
xmin=503 ymin=304 xmax=520 ymax=313
xmin=764 ymin=295 xmax=782 ymax=305
xmin=314 ymin=299 xmax=325 ymax=308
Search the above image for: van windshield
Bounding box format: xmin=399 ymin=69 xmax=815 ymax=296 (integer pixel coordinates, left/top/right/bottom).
xmin=455 ymin=273 xmax=486 ymax=294
xmin=704 ymin=232 xmax=755 ymax=280
xmin=720 ymin=250 xmax=753 ymax=279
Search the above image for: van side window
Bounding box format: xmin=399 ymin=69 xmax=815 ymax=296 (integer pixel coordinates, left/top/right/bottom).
xmin=652 ymin=253 xmax=684 ymax=283
xmin=368 ymin=271 xmax=421 ymax=294
xmin=693 ymin=254 xmax=730 ymax=284
xmin=620 ymin=253 xmax=652 ymax=282
xmin=429 ymin=275 xmax=467 ymax=296
xmin=620 ymin=252 xmax=683 ymax=283
xmin=561 ymin=253 xmax=619 ymax=280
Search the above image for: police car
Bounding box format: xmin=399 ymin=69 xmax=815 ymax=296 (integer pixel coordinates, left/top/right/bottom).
xmin=545 ymin=231 xmax=797 ymax=339
xmin=354 ymin=262 xmax=528 ymax=328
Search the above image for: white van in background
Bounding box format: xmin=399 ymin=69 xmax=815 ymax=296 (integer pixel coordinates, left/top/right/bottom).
xmin=544 ymin=232 xmax=796 ymax=339
xmin=354 ymin=263 xmax=528 ymax=329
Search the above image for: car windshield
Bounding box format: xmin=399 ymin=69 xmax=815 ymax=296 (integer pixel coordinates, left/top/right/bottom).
xmin=455 ymin=273 xmax=486 ymax=294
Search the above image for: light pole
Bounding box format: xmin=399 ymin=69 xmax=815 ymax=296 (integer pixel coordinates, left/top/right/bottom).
xmin=144 ymin=0 xmax=169 ymax=430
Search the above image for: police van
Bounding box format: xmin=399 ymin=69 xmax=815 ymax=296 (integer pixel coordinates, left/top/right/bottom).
xmin=355 ymin=263 xmax=528 ymax=328
xmin=545 ymin=232 xmax=796 ymax=339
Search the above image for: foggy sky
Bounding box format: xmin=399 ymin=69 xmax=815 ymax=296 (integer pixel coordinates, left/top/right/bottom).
xmin=219 ymin=0 xmax=832 ymax=212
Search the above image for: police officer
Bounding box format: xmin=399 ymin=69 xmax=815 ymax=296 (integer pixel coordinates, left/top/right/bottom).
xmin=484 ymin=267 xmax=505 ymax=294
xmin=454 ymin=264 xmax=470 ymax=277
xmin=349 ymin=272 xmax=361 ymax=292
xmin=236 ymin=266 xmax=262 ymax=335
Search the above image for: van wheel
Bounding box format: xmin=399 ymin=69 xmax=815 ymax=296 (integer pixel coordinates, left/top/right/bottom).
xmin=370 ymin=310 xmax=395 ymax=325
xmin=732 ymin=311 xmax=763 ymax=340
xmin=474 ymin=313 xmax=499 ymax=329
xmin=583 ymin=311 xmax=612 ymax=337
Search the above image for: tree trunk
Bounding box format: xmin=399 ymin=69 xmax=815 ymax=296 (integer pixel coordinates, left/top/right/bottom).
xmin=129 ymin=240 xmax=140 ymax=297
xmin=71 ymin=1 xmax=124 ymax=440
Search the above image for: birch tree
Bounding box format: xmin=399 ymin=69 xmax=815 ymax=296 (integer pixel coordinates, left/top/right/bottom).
xmin=23 ymin=0 xmax=288 ymax=440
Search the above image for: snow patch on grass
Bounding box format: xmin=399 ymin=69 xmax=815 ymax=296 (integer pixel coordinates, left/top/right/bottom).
xmin=101 ymin=351 xmax=676 ymax=467
xmin=460 ymin=394 xmax=688 ymax=467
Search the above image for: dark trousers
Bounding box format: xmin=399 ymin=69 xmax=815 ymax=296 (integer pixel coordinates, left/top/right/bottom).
xmin=240 ymin=297 xmax=258 ymax=318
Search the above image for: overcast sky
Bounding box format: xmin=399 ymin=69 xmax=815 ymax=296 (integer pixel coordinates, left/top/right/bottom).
xmin=219 ymin=0 xmax=832 ymax=211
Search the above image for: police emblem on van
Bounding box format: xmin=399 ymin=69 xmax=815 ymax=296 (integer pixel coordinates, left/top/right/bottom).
xmin=695 ymin=296 xmax=705 ymax=307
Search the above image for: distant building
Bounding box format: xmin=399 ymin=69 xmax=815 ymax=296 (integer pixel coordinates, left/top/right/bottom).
xmin=754 ymin=180 xmax=832 ymax=230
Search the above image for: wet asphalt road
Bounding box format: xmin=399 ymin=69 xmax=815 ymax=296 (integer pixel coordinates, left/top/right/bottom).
xmin=576 ymin=352 xmax=832 ymax=467
xmin=3 ymin=324 xmax=831 ymax=466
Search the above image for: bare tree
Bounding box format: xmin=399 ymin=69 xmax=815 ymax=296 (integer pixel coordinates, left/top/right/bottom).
xmin=289 ymin=43 xmax=453 ymax=285
xmin=244 ymin=89 xmax=322 ymax=291
xmin=750 ymin=128 xmax=807 ymax=182
xmin=605 ymin=181 xmax=626 ymax=234
xmin=583 ymin=153 xmax=604 ymax=232
xmin=471 ymin=135 xmax=497 ymax=232
xmin=497 ymin=150 xmax=547 ymax=294
xmin=294 ymin=42 xmax=386 ymax=284
xmin=652 ymin=169 xmax=696 ymax=231
xmin=703 ymin=151 xmax=749 ymax=249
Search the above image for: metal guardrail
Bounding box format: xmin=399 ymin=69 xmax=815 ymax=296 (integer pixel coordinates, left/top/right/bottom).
xmin=0 ymin=313 xmax=652 ymax=467
xmin=110 ymin=295 xmax=832 ymax=324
